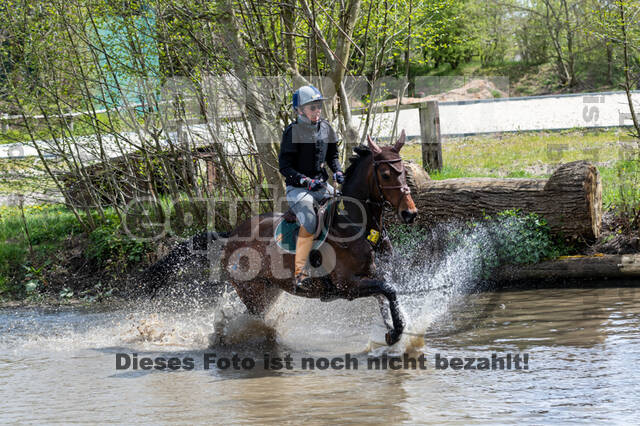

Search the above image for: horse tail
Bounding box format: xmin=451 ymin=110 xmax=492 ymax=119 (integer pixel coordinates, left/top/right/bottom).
xmin=141 ymin=231 xmax=229 ymax=298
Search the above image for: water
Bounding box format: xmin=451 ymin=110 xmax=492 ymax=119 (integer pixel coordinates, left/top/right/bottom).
xmin=1 ymin=284 xmax=640 ymax=424
xmin=2 ymin=220 xmax=639 ymax=423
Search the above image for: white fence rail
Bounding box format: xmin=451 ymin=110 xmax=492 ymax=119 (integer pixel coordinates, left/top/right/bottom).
xmin=1 ymin=90 xmax=639 ymax=160
xmin=350 ymin=90 xmax=640 ymax=138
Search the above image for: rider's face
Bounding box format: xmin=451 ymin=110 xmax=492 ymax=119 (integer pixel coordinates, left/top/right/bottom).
xmin=299 ymin=101 xmax=323 ymax=123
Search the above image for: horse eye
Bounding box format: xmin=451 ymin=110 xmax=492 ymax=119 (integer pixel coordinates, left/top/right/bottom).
xmin=382 ymin=172 xmax=391 ymax=180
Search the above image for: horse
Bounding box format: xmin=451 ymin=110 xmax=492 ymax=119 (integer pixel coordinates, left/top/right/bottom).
xmin=144 ymin=130 xmax=418 ymax=346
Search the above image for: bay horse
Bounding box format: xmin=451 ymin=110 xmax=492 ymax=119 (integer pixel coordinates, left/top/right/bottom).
xmin=144 ymin=130 xmax=418 ymax=345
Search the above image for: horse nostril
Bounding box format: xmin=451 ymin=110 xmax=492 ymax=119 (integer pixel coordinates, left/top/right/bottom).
xmin=401 ymin=210 xmax=417 ymax=223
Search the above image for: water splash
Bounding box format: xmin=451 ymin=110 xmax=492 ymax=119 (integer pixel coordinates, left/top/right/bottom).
xmin=373 ymin=220 xmax=516 ymax=354
xmin=0 ymin=218 xmax=537 ymax=357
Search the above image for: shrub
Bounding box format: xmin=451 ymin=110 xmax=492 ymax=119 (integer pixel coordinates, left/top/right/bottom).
xmin=388 ymin=209 xmax=570 ymax=281
xmin=485 ymin=209 xmax=568 ymax=265
xmin=86 ymin=215 xmax=149 ymax=266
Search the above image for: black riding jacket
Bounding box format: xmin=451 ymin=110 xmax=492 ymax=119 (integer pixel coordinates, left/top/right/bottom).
xmin=278 ymin=117 xmax=342 ymax=187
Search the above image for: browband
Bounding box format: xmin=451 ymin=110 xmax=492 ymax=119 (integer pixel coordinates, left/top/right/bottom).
xmin=372 ymin=157 xmax=410 ymax=193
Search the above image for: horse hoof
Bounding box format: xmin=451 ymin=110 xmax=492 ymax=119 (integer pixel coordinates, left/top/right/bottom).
xmin=385 ymin=329 xmax=402 ymax=346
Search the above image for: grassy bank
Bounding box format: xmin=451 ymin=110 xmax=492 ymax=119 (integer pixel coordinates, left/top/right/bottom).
xmin=402 ymin=128 xmax=639 ymax=210
xmin=419 ymin=59 xmax=623 ymax=97
xmin=0 ymin=204 xmax=150 ymax=303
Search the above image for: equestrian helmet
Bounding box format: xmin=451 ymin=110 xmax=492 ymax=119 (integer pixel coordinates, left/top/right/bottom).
xmin=292 ymin=85 xmax=326 ymax=110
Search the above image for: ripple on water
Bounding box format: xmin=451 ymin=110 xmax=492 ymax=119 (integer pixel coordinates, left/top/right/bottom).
xmin=2 ymin=223 xmax=640 ymax=422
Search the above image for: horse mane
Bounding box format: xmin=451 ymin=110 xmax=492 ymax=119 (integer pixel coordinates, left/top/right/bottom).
xmin=344 ymin=145 xmax=372 ymax=182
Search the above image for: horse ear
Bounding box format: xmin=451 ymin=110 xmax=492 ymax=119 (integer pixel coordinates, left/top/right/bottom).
xmin=393 ymin=129 xmax=406 ymax=152
xmin=367 ymin=134 xmax=382 ymax=155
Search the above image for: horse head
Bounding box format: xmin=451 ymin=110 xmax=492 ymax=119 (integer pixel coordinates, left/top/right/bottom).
xmin=367 ymin=129 xmax=418 ymax=224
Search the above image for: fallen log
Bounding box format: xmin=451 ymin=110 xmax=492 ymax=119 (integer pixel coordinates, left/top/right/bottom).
xmin=404 ymin=160 xmax=602 ymax=241
xmin=494 ymin=254 xmax=640 ymax=282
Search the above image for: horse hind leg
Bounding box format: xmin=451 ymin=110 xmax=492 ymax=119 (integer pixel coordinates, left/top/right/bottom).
xmin=232 ymin=279 xmax=282 ymax=316
xmin=211 ymin=280 xmax=282 ymax=346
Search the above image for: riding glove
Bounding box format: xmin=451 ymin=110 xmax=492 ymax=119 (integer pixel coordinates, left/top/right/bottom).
xmin=333 ymin=171 xmax=345 ymax=184
xmin=301 ymin=177 xmax=323 ymax=191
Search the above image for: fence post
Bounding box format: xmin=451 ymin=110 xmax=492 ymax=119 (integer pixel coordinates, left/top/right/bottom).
xmin=419 ymin=100 xmax=442 ymax=171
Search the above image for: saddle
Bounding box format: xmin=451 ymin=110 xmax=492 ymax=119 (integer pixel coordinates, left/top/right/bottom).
xmin=282 ymin=209 xmax=297 ymax=223
xmin=274 ymin=197 xmax=336 ymax=253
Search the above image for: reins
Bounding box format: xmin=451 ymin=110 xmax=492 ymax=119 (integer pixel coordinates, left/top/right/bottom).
xmin=278 ymin=150 xmax=411 ymax=252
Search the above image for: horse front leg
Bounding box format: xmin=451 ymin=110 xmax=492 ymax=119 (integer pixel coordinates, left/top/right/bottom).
xmin=379 ymin=235 xmax=393 ymax=255
xmin=375 ymin=295 xmax=393 ymax=333
xmin=346 ymin=278 xmax=405 ymax=346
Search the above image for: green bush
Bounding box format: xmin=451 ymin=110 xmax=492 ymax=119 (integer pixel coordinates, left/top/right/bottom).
xmin=451 ymin=210 xmax=570 ymax=279
xmin=87 ymin=215 xmax=149 ymax=266
xmin=487 ymin=210 xmax=568 ymax=265
xmin=388 ymin=209 xmax=570 ymax=281
xmin=386 ymin=223 xmax=427 ymax=251
xmin=0 ymin=272 xmax=16 ymax=296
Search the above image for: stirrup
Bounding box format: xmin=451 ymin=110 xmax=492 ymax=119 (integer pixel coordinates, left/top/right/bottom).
xmin=294 ymin=272 xmax=312 ymax=292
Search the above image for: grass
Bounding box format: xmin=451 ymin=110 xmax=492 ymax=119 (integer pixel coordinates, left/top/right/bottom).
xmin=0 ymin=204 xmax=84 ymax=296
xmin=401 ymin=127 xmax=639 ymax=211
xmin=402 ymin=128 xmax=623 ymax=174
xmin=0 ymin=204 xmax=150 ymax=300
xmin=0 ymin=112 xmax=131 ymax=145
xmin=599 ymin=159 xmax=640 ymax=211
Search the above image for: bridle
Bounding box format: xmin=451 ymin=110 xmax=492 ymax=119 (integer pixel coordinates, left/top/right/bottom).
xmin=370 ymin=155 xmax=411 ymax=210
xmin=327 ymin=151 xmax=412 ymax=250
xmin=360 ymin=154 xmax=411 ymax=248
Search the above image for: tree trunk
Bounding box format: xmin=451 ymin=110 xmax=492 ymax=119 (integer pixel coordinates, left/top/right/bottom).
xmin=404 ymin=161 xmax=602 ymax=242
xmin=561 ymin=0 xmax=577 ymax=87
xmin=281 ymin=0 xmax=298 ymax=73
xmin=330 ymin=0 xmax=362 ymax=155
xmin=494 ymin=254 xmax=640 ymax=282
xmin=217 ymin=0 xmax=284 ymax=202
xmin=619 ymin=1 xmax=640 ymax=139
xmin=606 ymin=39 xmax=613 ymax=86
xmin=543 ymin=0 xmax=572 ymax=86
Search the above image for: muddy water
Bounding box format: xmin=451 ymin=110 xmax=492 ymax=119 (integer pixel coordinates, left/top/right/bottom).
xmin=1 ymin=285 xmax=640 ymax=423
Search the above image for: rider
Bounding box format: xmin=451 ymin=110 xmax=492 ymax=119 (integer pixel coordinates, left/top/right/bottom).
xmin=279 ymin=85 xmax=345 ymax=290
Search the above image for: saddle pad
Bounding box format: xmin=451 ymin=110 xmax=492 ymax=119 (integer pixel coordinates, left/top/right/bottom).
xmin=274 ymin=202 xmax=333 ymax=253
